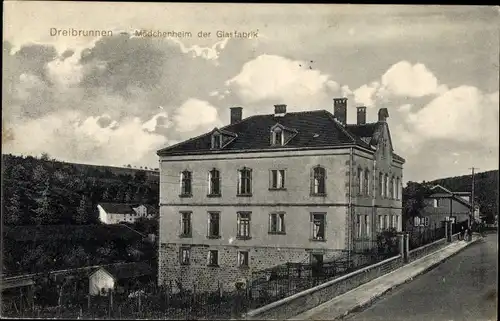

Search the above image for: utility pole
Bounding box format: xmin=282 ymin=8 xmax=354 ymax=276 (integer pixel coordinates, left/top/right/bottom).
xmin=468 ymin=167 xmax=479 ymax=228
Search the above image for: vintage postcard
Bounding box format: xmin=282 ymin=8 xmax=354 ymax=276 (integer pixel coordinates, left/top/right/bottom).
xmin=2 ymin=2 xmax=498 ymax=320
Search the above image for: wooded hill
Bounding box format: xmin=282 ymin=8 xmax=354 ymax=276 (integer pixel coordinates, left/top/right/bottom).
xmin=2 ymin=153 xmax=159 ymax=225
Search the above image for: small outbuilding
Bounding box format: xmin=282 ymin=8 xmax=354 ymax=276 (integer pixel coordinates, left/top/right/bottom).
xmin=88 ymin=262 xmax=153 ymax=296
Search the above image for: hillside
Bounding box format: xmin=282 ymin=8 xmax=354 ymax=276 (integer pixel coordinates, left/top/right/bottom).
xmin=2 ymin=153 xmax=159 ymax=225
xmin=427 ymin=169 xmax=498 ymax=223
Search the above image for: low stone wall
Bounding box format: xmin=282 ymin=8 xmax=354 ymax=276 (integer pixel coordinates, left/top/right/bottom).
xmin=245 ymin=255 xmax=404 ymax=320
xmin=408 ymin=233 xmax=459 ymax=262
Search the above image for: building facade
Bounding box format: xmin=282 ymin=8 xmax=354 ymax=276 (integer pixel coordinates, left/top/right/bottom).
xmin=97 ymin=203 xmax=158 ymax=224
xmin=407 ymin=185 xmax=477 ymax=231
xmin=157 ymin=99 xmax=405 ymax=292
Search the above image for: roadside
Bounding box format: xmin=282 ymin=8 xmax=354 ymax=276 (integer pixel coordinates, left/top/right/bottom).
xmin=290 ymin=235 xmax=483 ymax=320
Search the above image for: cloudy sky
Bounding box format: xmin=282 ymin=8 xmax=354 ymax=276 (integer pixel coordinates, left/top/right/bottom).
xmin=3 ymin=2 xmax=499 ymax=183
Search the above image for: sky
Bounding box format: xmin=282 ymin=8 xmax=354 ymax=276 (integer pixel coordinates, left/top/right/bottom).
xmin=3 ymin=2 xmax=499 ymax=183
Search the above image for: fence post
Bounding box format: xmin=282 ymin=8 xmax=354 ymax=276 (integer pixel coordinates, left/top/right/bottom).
xmin=398 ymin=234 xmax=406 ymax=263
xmin=404 ymin=233 xmax=410 ymax=261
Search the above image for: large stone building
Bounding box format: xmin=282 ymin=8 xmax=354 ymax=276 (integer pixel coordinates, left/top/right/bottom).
xmin=156 ymin=99 xmax=405 ymax=292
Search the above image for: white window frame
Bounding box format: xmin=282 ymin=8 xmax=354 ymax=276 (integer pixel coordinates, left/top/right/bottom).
xmin=364 ymin=169 xmax=370 ymax=196
xmin=364 ymin=215 xmax=370 ymax=236
xmin=356 ymin=214 xmax=362 ymax=238
xmin=269 ymin=212 xmax=285 ymax=234
xmin=272 ymin=127 xmax=284 ymax=146
xmin=312 ymin=166 xmax=326 ymax=195
xmin=237 ymin=212 xmax=251 ymax=239
xmin=180 ymin=211 xmax=192 ymax=237
xmin=179 ymin=247 xmax=190 ymax=265
xmin=238 ymin=251 xmax=249 ymax=267
xmin=211 ymin=133 xmax=222 ymax=149
xmin=270 ymin=169 xmax=286 ymax=189
xmin=311 ymin=213 xmax=326 ymax=240
xmin=207 ymin=212 xmax=220 ymax=238
xmin=208 ymin=168 xmax=221 ymax=196
xmin=207 ymin=250 xmax=219 ymax=267
xmin=180 ymin=170 xmax=192 ymax=196
xmin=237 ymin=168 xmax=252 ymax=195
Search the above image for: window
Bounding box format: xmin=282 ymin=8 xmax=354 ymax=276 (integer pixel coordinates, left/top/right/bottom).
xmin=395 ymin=177 xmax=400 ymax=199
xmin=433 ymin=199 xmax=439 ymax=207
xmin=180 ymin=171 xmax=192 ymax=196
xmin=207 ymin=250 xmax=219 ymax=266
xmin=179 ymin=247 xmax=190 ymax=265
xmin=364 ymin=215 xmax=370 ymax=236
xmin=357 ymin=168 xmax=363 ymax=195
xmin=395 ymin=215 xmax=399 ymax=231
xmin=272 ymin=127 xmax=284 ymax=145
xmin=208 ymin=212 xmax=220 ymax=238
xmin=424 ymin=217 xmax=430 ymax=226
xmin=364 ymin=169 xmax=370 ymax=196
xmin=356 ymin=215 xmax=362 ymax=238
xmin=384 ymin=215 xmax=389 ymax=229
xmin=238 ymin=251 xmax=249 ymax=267
xmin=311 ymin=213 xmax=326 ymax=241
xmin=391 ymin=215 xmax=396 ymax=228
xmin=211 ymin=133 xmax=222 ymax=149
xmin=180 ymin=212 xmax=192 ymax=237
xmin=390 ymin=176 xmax=394 ymax=199
xmin=378 ymin=215 xmax=383 ymax=231
xmin=384 ymin=174 xmax=389 ymax=198
xmin=269 ymin=212 xmax=285 ymax=234
xmin=208 ymin=169 xmax=221 ymax=196
xmin=270 ymin=169 xmax=286 ymax=189
xmin=379 ymin=172 xmax=383 ymax=197
xmin=414 ymin=216 xmax=421 ymax=226
xmin=312 ymin=166 xmax=326 ymax=195
xmin=237 ymin=168 xmax=252 ymax=195
xmin=237 ymin=212 xmax=251 ymax=239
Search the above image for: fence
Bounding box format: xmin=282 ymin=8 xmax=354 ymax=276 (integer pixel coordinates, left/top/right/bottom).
xmin=408 ymin=226 xmax=446 ymax=250
xmin=247 ymin=234 xmax=400 ymax=310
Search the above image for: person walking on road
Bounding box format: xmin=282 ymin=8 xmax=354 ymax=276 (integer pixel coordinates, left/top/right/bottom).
xmin=460 ymin=226 xmax=465 ymax=240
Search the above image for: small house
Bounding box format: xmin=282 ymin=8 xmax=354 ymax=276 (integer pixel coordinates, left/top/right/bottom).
xmin=88 ymin=262 xmax=154 ymax=296
xmin=97 ymin=203 xmax=158 ymax=224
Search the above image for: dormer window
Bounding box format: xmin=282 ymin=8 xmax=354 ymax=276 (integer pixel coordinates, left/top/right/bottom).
xmin=272 ymin=127 xmax=284 ymax=146
xmin=211 ymin=133 xmax=222 ymax=149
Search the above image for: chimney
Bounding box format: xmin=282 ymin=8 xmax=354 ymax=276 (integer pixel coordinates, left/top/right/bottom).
xmin=274 ymin=104 xmax=287 ymax=117
xmin=378 ymin=108 xmax=389 ymax=122
xmin=230 ymin=107 xmax=243 ymax=124
xmin=356 ymin=106 xmax=367 ymax=125
xmin=333 ymin=98 xmax=347 ymax=125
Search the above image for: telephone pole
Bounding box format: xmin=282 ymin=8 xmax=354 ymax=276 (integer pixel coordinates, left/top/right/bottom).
xmin=468 ymin=167 xmax=479 ymax=227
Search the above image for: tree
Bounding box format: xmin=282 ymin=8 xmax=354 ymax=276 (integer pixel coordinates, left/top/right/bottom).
xmin=33 ymin=179 xmax=56 ymax=225
xmin=102 ymin=188 xmax=110 ymax=201
xmin=75 ymin=195 xmax=89 ymax=224
xmin=40 ymin=153 xmax=50 ymax=161
xmin=32 ymin=164 xmax=49 ymax=183
xmin=115 ymin=187 xmax=125 ymax=203
xmin=402 ymin=181 xmax=432 ymax=226
xmin=124 ymin=186 xmax=134 ymax=203
xmin=4 ymin=185 xmax=22 ymax=225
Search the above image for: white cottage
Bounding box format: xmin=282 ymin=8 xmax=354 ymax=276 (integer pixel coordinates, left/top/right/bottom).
xmin=88 ymin=262 xmax=154 ymax=296
xmin=97 ymin=203 xmax=158 ymax=225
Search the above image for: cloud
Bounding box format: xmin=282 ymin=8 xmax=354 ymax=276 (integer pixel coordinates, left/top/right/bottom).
xmin=142 ymin=112 xmax=171 ymax=132
xmin=173 ymin=98 xmax=223 ymax=134
xmin=406 ymin=86 xmax=499 ymax=147
xmin=353 ymin=82 xmax=381 ymax=107
xmin=225 ymin=54 xmax=339 ymax=110
xmin=3 ymin=110 xmax=168 ymax=166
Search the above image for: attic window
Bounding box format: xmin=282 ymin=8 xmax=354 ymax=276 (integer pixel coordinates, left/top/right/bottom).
xmin=271 ymin=127 xmax=284 ymax=146
xmin=211 ymin=133 xmax=222 ymax=149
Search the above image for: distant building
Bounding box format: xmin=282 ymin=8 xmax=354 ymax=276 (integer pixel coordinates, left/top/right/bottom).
xmin=97 ymin=203 xmax=158 ymax=224
xmin=156 ymin=99 xmax=405 ymax=292
xmin=407 ymin=185 xmax=479 ymax=231
xmin=88 ymin=262 xmax=154 ymax=296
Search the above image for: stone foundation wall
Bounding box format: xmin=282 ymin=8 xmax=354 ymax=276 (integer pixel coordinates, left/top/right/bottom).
xmin=158 ymin=243 xmax=344 ymax=292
